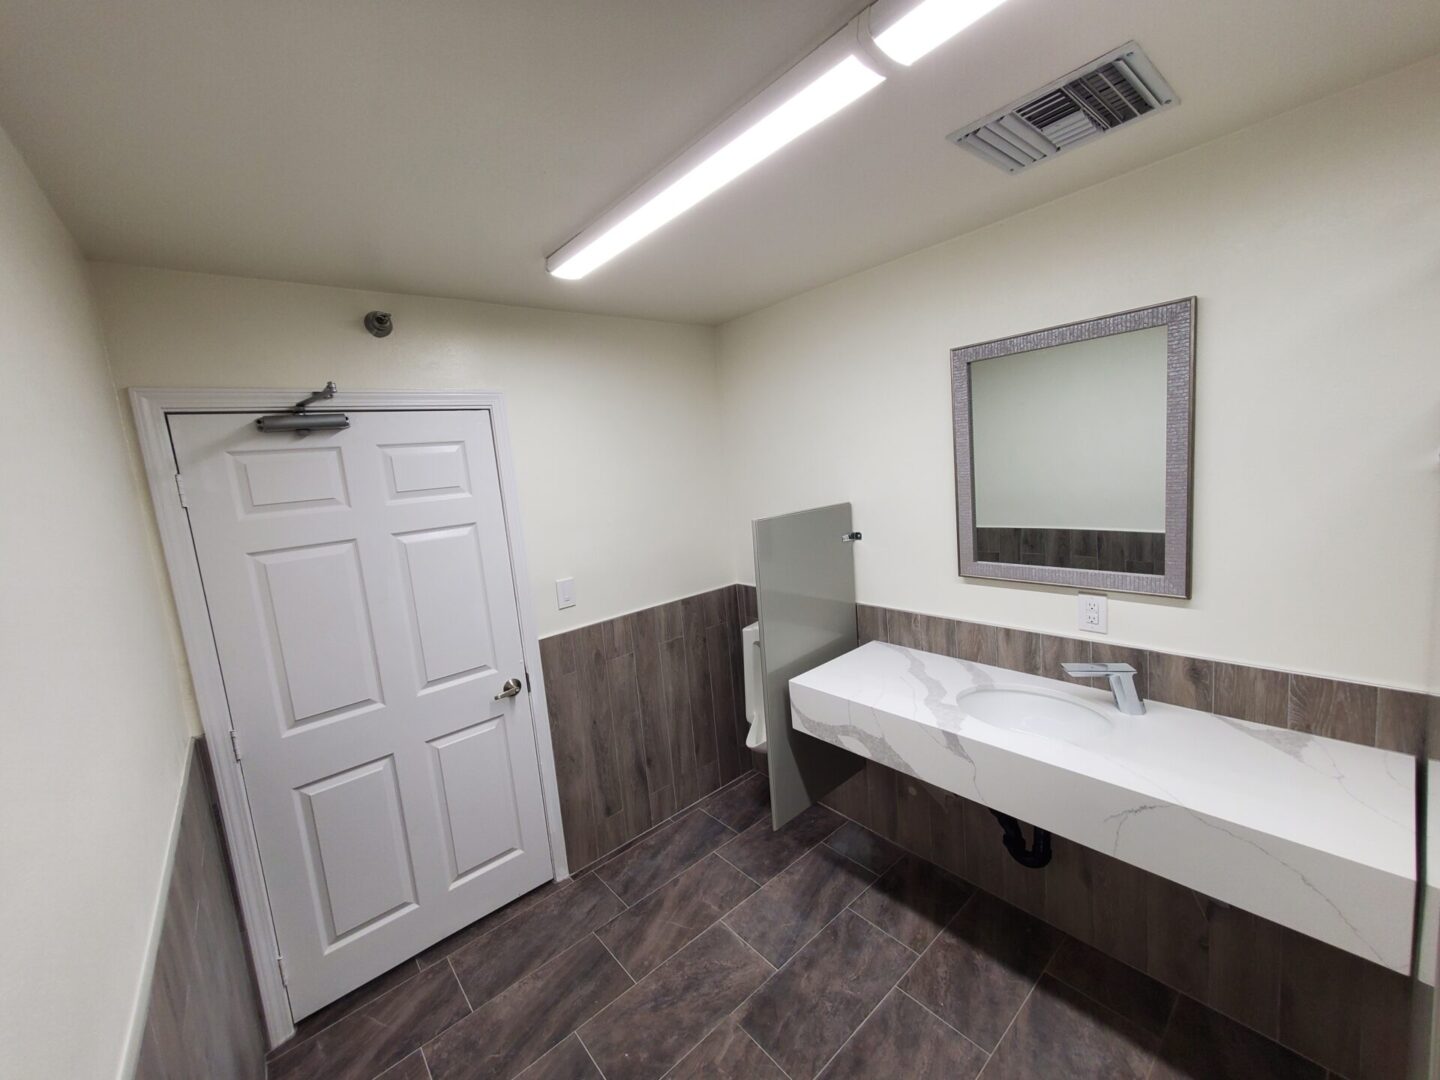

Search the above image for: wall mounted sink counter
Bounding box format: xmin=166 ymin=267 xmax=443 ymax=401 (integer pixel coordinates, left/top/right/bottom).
xmin=790 ymin=641 xmax=1415 ymax=973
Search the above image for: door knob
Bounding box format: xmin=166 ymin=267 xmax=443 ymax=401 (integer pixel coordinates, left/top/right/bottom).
xmin=494 ymin=678 xmax=523 ymax=700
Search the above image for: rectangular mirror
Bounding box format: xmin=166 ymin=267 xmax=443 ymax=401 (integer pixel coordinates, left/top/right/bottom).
xmin=952 ymin=298 xmax=1195 ymax=597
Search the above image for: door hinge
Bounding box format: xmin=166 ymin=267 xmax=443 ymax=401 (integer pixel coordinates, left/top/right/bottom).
xmin=276 ymin=954 xmax=289 ymax=986
xmin=228 ymin=729 xmax=242 ymax=761
xmin=174 ymin=473 xmax=189 ymax=508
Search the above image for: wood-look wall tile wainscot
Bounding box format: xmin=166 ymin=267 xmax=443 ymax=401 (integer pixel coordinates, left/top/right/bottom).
xmin=539 ymin=586 xmax=753 ymax=870
xmin=135 ymin=741 xmax=267 ymax=1080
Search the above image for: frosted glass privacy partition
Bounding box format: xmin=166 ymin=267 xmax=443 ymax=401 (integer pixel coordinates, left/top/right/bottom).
xmin=753 ymin=503 xmax=864 ymax=827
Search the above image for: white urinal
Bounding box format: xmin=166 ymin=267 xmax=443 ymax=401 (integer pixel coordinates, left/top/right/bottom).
xmin=741 ymin=621 xmax=767 ymax=751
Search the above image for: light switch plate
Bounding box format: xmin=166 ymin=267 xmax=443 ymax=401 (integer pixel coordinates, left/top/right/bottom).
xmin=555 ymin=577 xmax=576 ymax=610
xmin=1078 ymin=593 xmax=1108 ymax=634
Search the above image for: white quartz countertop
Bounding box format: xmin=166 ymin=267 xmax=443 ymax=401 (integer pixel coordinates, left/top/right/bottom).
xmin=790 ymin=641 xmax=1415 ymax=972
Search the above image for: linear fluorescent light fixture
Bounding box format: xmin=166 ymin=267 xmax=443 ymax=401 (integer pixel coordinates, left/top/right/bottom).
xmin=547 ymin=0 xmax=1009 ymax=279
xmin=868 ymin=0 xmax=1010 ymax=66
xmin=548 ymin=33 xmax=883 ymax=279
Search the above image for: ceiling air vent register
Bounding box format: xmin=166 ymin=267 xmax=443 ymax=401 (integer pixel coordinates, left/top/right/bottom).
xmin=951 ymin=42 xmax=1177 ymax=173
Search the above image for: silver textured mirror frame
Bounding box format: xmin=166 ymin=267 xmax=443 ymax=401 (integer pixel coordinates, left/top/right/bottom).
xmin=952 ymin=297 xmax=1196 ymax=598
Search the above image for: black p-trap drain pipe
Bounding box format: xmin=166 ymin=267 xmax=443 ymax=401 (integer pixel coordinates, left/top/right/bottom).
xmin=991 ymin=810 xmax=1052 ymax=869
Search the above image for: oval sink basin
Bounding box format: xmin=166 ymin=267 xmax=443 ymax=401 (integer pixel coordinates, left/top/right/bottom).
xmin=955 ymin=686 xmax=1113 ymax=741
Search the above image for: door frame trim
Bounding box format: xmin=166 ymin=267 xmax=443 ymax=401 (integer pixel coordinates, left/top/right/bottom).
xmin=130 ymin=387 xmax=570 ymax=1048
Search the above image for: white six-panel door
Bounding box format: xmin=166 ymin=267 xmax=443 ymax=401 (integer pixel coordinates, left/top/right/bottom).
xmin=169 ymin=409 xmax=553 ymax=1018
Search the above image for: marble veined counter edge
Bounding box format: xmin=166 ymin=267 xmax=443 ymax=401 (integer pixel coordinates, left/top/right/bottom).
xmin=789 ymin=641 xmax=1415 ymax=974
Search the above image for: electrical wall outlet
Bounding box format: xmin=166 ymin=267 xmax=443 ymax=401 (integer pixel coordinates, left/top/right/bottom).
xmin=555 ymin=577 xmax=576 ymax=610
xmin=1078 ymin=593 xmax=1108 ymax=634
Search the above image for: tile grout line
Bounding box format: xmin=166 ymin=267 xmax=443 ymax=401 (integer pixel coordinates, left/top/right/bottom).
xmin=895 ymin=987 xmax=991 ymax=1061
xmin=1139 ymin=994 xmax=1183 ymax=1080
xmin=716 ymin=816 xmax=851 ymax=896
xmin=446 ymin=961 xmax=475 ymax=1019
xmin=714 ymin=847 xmax=765 ymax=887
xmin=577 ymin=769 xmax=759 ymax=879
xmin=591 ymin=929 xmax=639 ymax=985
xmin=845 ymin=905 xmax=923 ymax=956
xmin=591 ymin=872 xmax=630 ymax=911
xmin=975 ymin=978 xmax=1042 ymax=1076
xmin=418 ymin=1045 xmax=433 ymax=1080
xmin=574 ymin=1030 xmax=610 ymax=1080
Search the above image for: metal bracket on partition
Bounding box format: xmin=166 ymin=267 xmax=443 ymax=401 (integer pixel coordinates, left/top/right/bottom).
xmin=841 ymin=532 xmax=862 ymax=542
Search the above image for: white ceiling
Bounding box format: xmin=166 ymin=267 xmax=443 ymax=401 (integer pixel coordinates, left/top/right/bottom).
xmin=2 ymin=1 xmax=1438 ymax=325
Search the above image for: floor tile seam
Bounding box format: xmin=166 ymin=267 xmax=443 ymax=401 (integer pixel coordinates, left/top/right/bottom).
xmin=974 ymin=976 xmax=1043 ymax=1074
xmin=1140 ymin=994 xmax=1183 ymax=1080
xmin=716 ymin=816 xmax=850 ymax=891
xmin=604 ymin=831 xmax=734 ymax=907
xmin=815 ymin=800 xmax=962 ymax=881
xmin=731 ymin=902 xmax=920 ymax=1077
xmin=811 ymin=985 xmax=904 ymax=1079
xmin=895 ymin=986 xmax=993 ymax=1060
xmin=844 ymin=905 xmax=925 ymax=958
xmin=446 ymin=955 xmax=475 ymax=1014
xmin=587 ymin=920 xmax=770 ymax=1080
xmin=590 ymin=928 xmax=640 ymax=985
xmin=820 ymin=833 xmax=904 ymax=879
xmin=1041 ymin=947 xmax=1185 ymax=1048
xmin=418 ymin=1045 xmax=433 ymax=1079
xmin=573 ymin=1030 xmax=611 ymax=1080
xmin=266 ymin=961 xmax=432 ymax=1070
xmin=444 ymin=880 xmax=596 ymax=977
xmin=714 ymin=848 xmax=765 ymax=887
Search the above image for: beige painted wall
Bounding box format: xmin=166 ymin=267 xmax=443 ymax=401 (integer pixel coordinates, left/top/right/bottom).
xmin=719 ymin=56 xmax=1440 ymax=691
xmin=91 ymin=264 xmax=728 ymax=648
xmin=0 ymin=129 xmax=193 ymax=1078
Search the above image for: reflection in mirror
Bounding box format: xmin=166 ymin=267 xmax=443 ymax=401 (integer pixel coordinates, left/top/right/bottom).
xmin=953 ymin=298 xmax=1194 ymax=597
xmin=970 ymin=326 xmax=1168 ymax=575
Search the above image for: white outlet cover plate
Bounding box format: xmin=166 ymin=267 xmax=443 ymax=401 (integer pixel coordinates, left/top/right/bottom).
xmin=1078 ymin=593 xmax=1108 ymax=634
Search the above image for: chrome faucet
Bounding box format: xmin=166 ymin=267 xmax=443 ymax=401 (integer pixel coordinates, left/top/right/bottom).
xmin=1060 ymin=662 xmax=1146 ymax=715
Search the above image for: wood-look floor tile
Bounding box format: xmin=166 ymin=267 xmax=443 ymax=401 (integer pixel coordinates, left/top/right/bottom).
xmin=1288 ymin=676 xmax=1377 ymax=746
xmin=424 ymin=935 xmax=631 ymax=1080
xmin=578 ymin=925 xmax=772 ymax=1080
xmin=594 ymin=809 xmax=733 ymax=904
xmin=417 ymin=880 xmax=571 ymax=969
xmin=738 ymin=910 xmax=915 ymax=1080
xmin=724 ymin=845 xmax=876 ymax=967
xmin=596 ymin=854 xmax=756 ymax=980
xmin=1151 ymin=996 xmax=1324 ymax=1080
xmin=980 ymin=974 xmax=1157 ymax=1080
xmin=899 ymin=890 xmax=1064 ymax=1052
xmin=824 ymin=820 xmax=903 ymax=876
xmin=269 ymin=962 xmax=469 ymax=1080
xmin=1045 ymin=938 xmax=1176 ymax=1038
xmin=698 ymin=772 xmax=770 ymax=832
xmin=849 ymin=854 xmax=974 ymax=952
xmin=818 ymin=990 xmax=987 ymax=1080
xmin=267 ymin=958 xmax=420 ymax=1061
xmin=377 ymin=1051 xmax=430 ymax=1079
xmin=448 ymin=874 xmax=625 ymax=1009
xmin=513 ymin=1035 xmax=602 ymax=1080
xmin=667 ymin=1017 xmax=786 ymax=1080
xmin=716 ymin=803 xmax=842 ymax=883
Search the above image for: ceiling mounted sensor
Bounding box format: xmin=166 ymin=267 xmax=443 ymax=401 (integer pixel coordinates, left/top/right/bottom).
xmin=950 ymin=42 xmax=1177 ymax=173
xmin=546 ymin=0 xmax=1012 ymax=281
